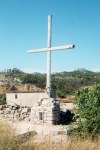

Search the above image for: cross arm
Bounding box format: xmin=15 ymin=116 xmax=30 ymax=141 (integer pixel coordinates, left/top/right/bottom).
xmin=27 ymin=44 xmax=75 ymax=53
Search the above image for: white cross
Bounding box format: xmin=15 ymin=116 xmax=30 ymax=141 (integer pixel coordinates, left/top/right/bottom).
xmin=27 ymin=15 xmax=75 ymax=98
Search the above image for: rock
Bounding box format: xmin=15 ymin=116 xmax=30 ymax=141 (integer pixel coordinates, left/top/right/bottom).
xmin=4 ymin=107 xmax=11 ymax=114
xmin=10 ymin=110 xmax=15 ymax=114
xmin=21 ymin=108 xmax=28 ymax=114
xmin=0 ymin=105 xmax=3 ymax=110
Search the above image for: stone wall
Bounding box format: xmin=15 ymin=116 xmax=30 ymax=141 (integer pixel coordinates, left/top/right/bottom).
xmin=0 ymin=98 xmax=60 ymax=125
xmin=0 ymin=105 xmax=31 ymax=122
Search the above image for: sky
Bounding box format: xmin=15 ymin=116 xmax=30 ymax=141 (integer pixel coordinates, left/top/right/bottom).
xmin=0 ymin=0 xmax=100 ymax=73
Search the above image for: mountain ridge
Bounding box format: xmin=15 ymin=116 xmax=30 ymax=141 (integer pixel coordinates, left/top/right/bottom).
xmin=0 ymin=68 xmax=100 ymax=97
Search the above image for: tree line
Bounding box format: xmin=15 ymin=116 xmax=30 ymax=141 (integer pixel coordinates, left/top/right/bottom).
xmin=0 ymin=68 xmax=100 ymax=97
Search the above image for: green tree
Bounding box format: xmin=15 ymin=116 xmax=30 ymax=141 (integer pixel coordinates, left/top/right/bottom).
xmin=21 ymin=73 xmax=46 ymax=89
xmin=75 ymin=84 xmax=100 ymax=136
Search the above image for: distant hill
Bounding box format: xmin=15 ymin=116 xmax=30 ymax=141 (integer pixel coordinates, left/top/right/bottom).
xmin=0 ymin=68 xmax=100 ymax=97
xmin=0 ymin=68 xmax=42 ymax=92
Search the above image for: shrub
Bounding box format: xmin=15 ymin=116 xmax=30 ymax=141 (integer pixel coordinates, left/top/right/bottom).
xmin=75 ymin=84 xmax=100 ymax=136
xmin=0 ymin=94 xmax=6 ymax=105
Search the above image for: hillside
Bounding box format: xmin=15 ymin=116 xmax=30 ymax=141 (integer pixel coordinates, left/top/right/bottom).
xmin=0 ymin=68 xmax=42 ymax=92
xmin=0 ymin=68 xmax=100 ymax=97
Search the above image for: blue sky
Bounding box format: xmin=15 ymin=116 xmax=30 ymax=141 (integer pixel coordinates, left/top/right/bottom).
xmin=0 ymin=0 xmax=100 ymax=73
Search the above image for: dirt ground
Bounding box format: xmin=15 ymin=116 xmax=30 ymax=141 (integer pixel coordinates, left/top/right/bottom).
xmin=10 ymin=120 xmax=70 ymax=146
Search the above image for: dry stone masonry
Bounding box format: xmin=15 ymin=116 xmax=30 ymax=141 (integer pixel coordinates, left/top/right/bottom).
xmin=0 ymin=105 xmax=31 ymax=122
xmin=0 ymin=98 xmax=60 ymax=125
xmin=30 ymin=98 xmax=60 ymax=125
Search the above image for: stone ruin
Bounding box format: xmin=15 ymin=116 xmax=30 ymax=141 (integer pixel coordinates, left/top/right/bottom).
xmin=30 ymin=98 xmax=60 ymax=125
xmin=0 ymin=104 xmax=31 ymax=122
xmin=0 ymin=98 xmax=60 ymax=125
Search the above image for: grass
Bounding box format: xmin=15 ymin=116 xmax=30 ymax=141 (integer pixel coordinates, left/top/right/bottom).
xmin=17 ymin=136 xmax=100 ymax=150
xmin=22 ymin=136 xmax=100 ymax=150
xmin=0 ymin=122 xmax=100 ymax=150
xmin=0 ymin=122 xmax=17 ymax=150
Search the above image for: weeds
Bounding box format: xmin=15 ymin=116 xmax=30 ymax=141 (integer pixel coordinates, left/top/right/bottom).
xmin=0 ymin=122 xmax=100 ymax=150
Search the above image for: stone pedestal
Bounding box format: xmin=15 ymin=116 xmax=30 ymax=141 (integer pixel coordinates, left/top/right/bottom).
xmin=30 ymin=98 xmax=60 ymax=125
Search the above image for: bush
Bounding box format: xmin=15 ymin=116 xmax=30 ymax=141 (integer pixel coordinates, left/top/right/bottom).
xmin=75 ymin=84 xmax=100 ymax=136
xmin=0 ymin=94 xmax=6 ymax=105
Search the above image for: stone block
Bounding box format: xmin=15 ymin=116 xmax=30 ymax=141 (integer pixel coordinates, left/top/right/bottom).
xmin=21 ymin=108 xmax=28 ymax=114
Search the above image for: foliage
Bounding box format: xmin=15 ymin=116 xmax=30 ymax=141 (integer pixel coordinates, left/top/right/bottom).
xmin=21 ymin=73 xmax=46 ymax=89
xmin=75 ymin=84 xmax=100 ymax=136
xmin=0 ymin=68 xmax=100 ymax=97
xmin=0 ymin=94 xmax=6 ymax=105
xmin=0 ymin=122 xmax=100 ymax=150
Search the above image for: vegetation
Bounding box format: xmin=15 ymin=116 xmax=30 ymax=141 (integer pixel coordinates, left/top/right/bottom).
xmin=0 ymin=68 xmax=100 ymax=98
xmin=0 ymin=122 xmax=100 ymax=150
xmin=0 ymin=122 xmax=17 ymax=150
xmin=75 ymin=84 xmax=100 ymax=137
xmin=0 ymin=68 xmax=100 ymax=149
xmin=0 ymin=94 xmax=6 ymax=105
xmin=21 ymin=73 xmax=46 ymax=89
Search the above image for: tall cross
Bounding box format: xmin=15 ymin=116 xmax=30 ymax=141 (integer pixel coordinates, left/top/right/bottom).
xmin=27 ymin=15 xmax=75 ymax=98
